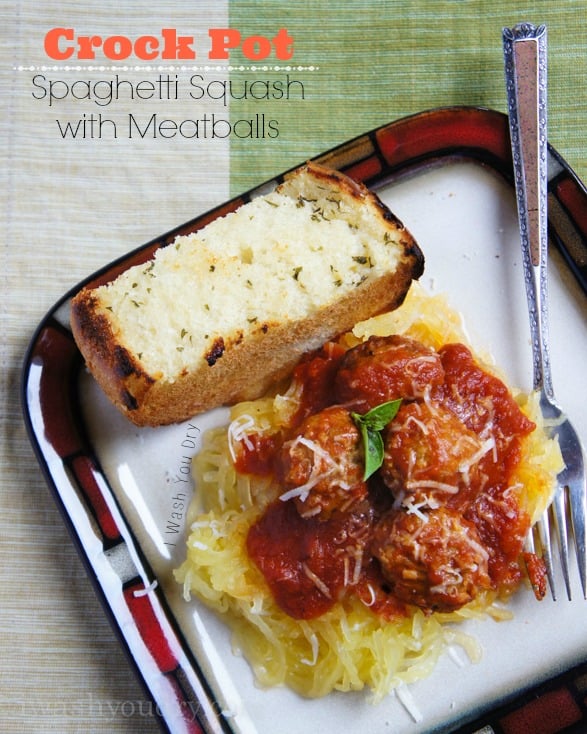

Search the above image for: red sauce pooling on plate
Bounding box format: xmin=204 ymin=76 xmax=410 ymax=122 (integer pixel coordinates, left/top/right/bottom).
xmin=240 ymin=336 xmax=543 ymax=620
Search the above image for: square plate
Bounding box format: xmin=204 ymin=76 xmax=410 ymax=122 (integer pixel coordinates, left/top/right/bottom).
xmin=22 ymin=107 xmax=587 ymax=734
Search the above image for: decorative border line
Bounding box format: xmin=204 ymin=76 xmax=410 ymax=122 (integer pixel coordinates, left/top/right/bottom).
xmin=13 ymin=64 xmax=320 ymax=72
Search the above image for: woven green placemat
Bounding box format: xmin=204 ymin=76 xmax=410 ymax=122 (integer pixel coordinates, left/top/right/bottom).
xmin=228 ymin=0 xmax=587 ymax=194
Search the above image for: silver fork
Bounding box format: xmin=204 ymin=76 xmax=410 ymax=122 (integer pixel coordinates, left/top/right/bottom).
xmin=503 ymin=23 xmax=587 ymax=600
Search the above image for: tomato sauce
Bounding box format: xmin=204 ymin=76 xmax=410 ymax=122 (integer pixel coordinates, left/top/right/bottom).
xmin=289 ymin=342 xmax=346 ymax=423
xmin=246 ymin=499 xmax=372 ymax=619
xmin=437 ymin=343 xmax=535 ymax=473
xmin=436 ymin=344 xmax=536 ymax=590
xmin=241 ymin=337 xmax=542 ymax=620
xmin=354 ymin=559 xmax=408 ymax=620
xmin=234 ymin=433 xmax=281 ymax=476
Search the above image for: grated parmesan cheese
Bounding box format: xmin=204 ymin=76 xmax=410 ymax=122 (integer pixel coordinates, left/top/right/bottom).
xmin=302 ymin=563 xmax=332 ymax=598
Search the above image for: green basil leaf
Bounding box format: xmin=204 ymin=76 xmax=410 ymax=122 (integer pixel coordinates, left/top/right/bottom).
xmin=361 ymin=399 xmax=402 ymax=431
xmin=363 ymin=427 xmax=384 ymax=480
xmin=352 ymin=399 xmax=402 ymax=480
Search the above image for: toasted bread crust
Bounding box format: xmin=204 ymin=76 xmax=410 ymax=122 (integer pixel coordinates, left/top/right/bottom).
xmin=71 ymin=163 xmax=424 ymax=426
xmin=71 ymin=292 xmax=155 ymax=412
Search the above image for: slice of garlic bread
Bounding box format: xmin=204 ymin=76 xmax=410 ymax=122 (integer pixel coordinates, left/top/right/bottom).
xmin=71 ymin=162 xmax=424 ymax=426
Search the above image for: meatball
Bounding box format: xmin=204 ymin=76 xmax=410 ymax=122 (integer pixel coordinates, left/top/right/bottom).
xmin=334 ymin=335 xmax=445 ymax=410
xmin=381 ymin=400 xmax=485 ymax=508
xmin=371 ymin=507 xmax=491 ymax=612
xmin=276 ymin=406 xmax=367 ymax=520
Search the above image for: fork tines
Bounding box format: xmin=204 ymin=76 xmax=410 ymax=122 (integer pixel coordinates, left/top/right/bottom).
xmin=529 ymin=476 xmax=587 ymax=601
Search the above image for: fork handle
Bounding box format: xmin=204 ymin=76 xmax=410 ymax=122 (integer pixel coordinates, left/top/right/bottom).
xmin=503 ymin=23 xmax=554 ymax=399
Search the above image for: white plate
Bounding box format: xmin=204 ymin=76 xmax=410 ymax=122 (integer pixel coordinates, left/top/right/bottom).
xmin=23 ymin=108 xmax=587 ymax=734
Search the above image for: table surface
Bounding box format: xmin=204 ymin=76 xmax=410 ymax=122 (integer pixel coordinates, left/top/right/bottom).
xmin=3 ymin=2 xmax=587 ymax=732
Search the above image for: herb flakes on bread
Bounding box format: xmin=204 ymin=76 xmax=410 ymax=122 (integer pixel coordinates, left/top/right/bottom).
xmin=71 ymin=162 xmax=424 ymax=426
